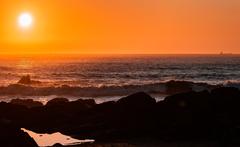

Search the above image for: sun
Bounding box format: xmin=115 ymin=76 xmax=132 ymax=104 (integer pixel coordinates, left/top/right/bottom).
xmin=18 ymin=13 xmax=33 ymax=28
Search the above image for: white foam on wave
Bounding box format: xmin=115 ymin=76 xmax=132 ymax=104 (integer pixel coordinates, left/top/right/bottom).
xmin=0 ymin=80 xmax=217 ymax=97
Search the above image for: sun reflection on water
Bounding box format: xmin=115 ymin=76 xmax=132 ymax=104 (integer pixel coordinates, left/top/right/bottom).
xmin=16 ymin=59 xmax=33 ymax=70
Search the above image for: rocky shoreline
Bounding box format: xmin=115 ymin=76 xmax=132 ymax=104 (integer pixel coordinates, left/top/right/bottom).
xmin=1 ymin=87 xmax=240 ymax=146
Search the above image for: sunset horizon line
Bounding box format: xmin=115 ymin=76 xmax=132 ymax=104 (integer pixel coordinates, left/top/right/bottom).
xmin=0 ymin=52 xmax=239 ymax=56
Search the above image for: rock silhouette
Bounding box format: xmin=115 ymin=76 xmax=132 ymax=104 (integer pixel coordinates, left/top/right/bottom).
xmin=10 ymin=99 xmax=43 ymax=108
xmin=18 ymin=75 xmax=41 ymax=85
xmin=18 ymin=75 xmax=32 ymax=84
xmin=0 ymin=122 xmax=37 ymax=147
xmin=1 ymin=87 xmax=240 ymax=146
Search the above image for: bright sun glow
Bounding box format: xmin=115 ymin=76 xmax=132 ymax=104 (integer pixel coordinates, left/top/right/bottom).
xmin=18 ymin=13 xmax=33 ymax=28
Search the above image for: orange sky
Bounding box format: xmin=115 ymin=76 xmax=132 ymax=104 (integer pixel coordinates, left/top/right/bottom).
xmin=0 ymin=0 xmax=240 ymax=54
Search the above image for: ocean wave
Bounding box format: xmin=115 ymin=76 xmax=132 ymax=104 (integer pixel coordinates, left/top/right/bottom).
xmin=0 ymin=80 xmax=219 ymax=97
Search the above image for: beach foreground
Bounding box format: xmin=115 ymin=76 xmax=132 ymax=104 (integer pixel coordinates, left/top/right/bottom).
xmin=1 ymin=87 xmax=240 ymax=147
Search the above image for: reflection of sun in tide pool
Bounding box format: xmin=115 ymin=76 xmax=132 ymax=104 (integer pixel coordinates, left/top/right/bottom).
xmin=21 ymin=128 xmax=94 ymax=146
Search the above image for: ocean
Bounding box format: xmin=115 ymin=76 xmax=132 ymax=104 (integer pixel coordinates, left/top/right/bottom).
xmin=0 ymin=54 xmax=240 ymax=103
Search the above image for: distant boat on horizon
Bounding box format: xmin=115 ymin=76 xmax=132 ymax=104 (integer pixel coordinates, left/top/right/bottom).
xmin=219 ymin=52 xmax=233 ymax=55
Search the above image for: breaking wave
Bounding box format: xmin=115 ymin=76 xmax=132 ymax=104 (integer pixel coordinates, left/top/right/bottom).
xmin=0 ymin=80 xmax=219 ymax=97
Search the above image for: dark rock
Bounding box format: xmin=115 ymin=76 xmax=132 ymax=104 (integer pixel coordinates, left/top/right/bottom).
xmin=18 ymin=75 xmax=31 ymax=84
xmin=165 ymin=80 xmax=193 ymax=94
xmin=10 ymin=99 xmax=43 ymax=108
xmin=18 ymin=75 xmax=41 ymax=85
xmin=117 ymin=92 xmax=156 ymax=108
xmin=52 ymin=143 xmax=63 ymax=147
xmin=92 ymin=101 xmax=116 ymax=113
xmin=0 ymin=123 xmax=38 ymax=147
xmin=75 ymin=99 xmax=96 ymax=107
xmin=46 ymin=98 xmax=69 ymax=106
xmin=1 ymin=88 xmax=240 ymax=145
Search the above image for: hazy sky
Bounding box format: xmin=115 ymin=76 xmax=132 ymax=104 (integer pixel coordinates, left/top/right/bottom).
xmin=0 ymin=0 xmax=239 ymax=54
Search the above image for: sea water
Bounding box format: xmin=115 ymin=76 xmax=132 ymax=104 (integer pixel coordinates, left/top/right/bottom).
xmin=0 ymin=54 xmax=239 ymax=102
